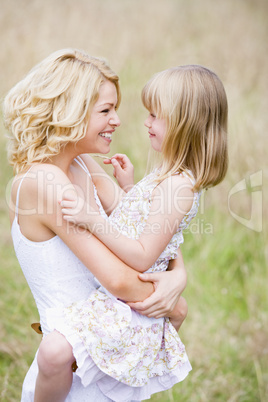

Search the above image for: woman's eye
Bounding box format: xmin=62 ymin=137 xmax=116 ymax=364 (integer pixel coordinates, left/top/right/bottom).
xmin=101 ymin=109 xmax=110 ymax=114
xmin=150 ymin=113 xmax=156 ymax=118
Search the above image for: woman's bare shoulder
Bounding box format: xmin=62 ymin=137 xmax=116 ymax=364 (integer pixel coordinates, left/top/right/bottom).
xmin=10 ymin=164 xmax=73 ymax=215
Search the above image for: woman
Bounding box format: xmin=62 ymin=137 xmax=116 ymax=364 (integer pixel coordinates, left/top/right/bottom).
xmin=4 ymin=48 xmax=187 ymax=401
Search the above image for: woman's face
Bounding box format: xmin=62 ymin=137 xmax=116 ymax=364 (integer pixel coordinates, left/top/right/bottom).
xmin=144 ymin=112 xmax=166 ymax=152
xmin=80 ymin=80 xmax=120 ymax=154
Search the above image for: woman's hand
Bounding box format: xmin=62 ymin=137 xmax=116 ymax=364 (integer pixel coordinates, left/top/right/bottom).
xmin=104 ymin=153 xmax=134 ymax=192
xmin=127 ymin=255 xmax=187 ymax=318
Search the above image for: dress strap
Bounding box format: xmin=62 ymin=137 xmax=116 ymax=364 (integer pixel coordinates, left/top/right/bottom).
xmin=74 ymin=156 xmax=91 ymax=177
xmin=14 ymin=165 xmax=35 ymax=219
xmin=74 ymin=156 xmax=108 ymax=221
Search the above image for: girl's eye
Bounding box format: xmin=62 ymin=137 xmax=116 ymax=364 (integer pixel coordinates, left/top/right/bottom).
xmin=101 ymin=109 xmax=110 ymax=114
xmin=150 ymin=113 xmax=156 ymax=118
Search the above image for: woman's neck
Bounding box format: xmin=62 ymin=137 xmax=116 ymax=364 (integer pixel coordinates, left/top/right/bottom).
xmin=47 ymin=144 xmax=80 ymax=177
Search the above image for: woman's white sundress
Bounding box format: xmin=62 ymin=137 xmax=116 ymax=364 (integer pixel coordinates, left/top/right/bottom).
xmin=11 ymin=158 xmax=119 ymax=402
xmin=47 ymin=163 xmax=201 ymax=402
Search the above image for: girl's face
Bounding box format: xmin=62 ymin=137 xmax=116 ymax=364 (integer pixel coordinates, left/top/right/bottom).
xmin=80 ymin=80 xmax=120 ymax=154
xmin=144 ymin=113 xmax=166 ymax=152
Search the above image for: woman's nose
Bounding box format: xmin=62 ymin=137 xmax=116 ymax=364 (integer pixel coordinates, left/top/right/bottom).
xmin=110 ymin=111 xmax=121 ymax=127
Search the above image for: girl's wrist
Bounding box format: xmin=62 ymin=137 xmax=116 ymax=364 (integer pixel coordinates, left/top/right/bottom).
xmin=86 ymin=212 xmax=105 ymax=233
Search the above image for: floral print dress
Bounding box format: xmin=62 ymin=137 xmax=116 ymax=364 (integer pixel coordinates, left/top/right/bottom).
xmin=47 ymin=167 xmax=201 ymax=402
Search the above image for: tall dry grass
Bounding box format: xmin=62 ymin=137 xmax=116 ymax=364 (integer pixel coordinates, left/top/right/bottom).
xmin=0 ymin=0 xmax=267 ymax=400
xmin=1 ymin=0 xmax=267 ymax=186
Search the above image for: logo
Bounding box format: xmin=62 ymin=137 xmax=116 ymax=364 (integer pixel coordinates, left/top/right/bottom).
xmin=228 ymin=170 xmax=262 ymax=232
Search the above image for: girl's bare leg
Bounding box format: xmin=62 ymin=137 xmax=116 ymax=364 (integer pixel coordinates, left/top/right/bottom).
xmin=34 ymin=331 xmax=75 ymax=402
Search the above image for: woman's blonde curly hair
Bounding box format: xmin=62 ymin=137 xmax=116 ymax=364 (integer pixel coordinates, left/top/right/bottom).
xmin=3 ymin=48 xmax=121 ymax=173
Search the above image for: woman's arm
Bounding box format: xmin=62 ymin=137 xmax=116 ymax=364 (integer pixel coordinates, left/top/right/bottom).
xmin=13 ymin=164 xmax=153 ymax=302
xmin=61 ymin=174 xmax=194 ymax=272
xmin=127 ymin=249 xmax=187 ymax=318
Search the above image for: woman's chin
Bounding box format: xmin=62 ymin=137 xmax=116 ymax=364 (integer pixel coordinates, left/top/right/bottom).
xmin=101 ymin=146 xmax=111 ymax=154
xmin=92 ymin=145 xmax=111 ymax=155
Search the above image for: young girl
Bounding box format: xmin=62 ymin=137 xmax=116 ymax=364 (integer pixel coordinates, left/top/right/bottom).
xmin=42 ymin=65 xmax=228 ymax=401
xmin=4 ymin=49 xmax=187 ymax=402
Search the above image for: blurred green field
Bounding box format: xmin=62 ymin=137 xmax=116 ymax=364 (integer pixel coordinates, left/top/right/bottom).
xmin=0 ymin=0 xmax=267 ymax=401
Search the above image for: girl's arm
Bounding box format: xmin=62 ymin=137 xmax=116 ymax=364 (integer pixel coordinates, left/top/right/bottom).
xmin=102 ymin=153 xmax=135 ymax=192
xmin=61 ymin=173 xmax=194 ymax=272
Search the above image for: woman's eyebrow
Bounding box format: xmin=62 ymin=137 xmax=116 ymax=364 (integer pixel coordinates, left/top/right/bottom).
xmin=97 ymin=102 xmax=115 ymax=108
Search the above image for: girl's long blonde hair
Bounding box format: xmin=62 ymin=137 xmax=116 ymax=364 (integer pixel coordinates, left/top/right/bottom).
xmin=4 ymin=48 xmax=121 ymax=173
xmin=141 ymin=65 xmax=228 ymax=191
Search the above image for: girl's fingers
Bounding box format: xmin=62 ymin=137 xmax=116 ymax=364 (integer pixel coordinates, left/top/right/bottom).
xmin=61 ymin=208 xmax=76 ymax=216
xmin=110 ymin=154 xmax=130 ymax=168
xmin=111 ymin=158 xmax=119 ymax=167
xmin=63 ymin=215 xmax=75 ymax=222
xmin=60 ymin=200 xmax=77 ymax=208
xmin=103 ymin=159 xmax=112 ymax=164
xmin=111 ymin=153 xmax=126 ymax=159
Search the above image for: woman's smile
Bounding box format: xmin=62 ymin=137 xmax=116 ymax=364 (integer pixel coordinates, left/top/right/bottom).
xmin=99 ymin=130 xmax=115 ymax=142
xmin=80 ymin=80 xmax=120 ymax=153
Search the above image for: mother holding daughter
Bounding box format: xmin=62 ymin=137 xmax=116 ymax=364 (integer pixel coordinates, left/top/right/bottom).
xmin=4 ymin=48 xmax=228 ymax=401
xmin=4 ymin=49 xmax=189 ymax=401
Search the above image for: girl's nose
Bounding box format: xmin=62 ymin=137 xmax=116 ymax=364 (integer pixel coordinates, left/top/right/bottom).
xmin=144 ymin=116 xmax=151 ymax=128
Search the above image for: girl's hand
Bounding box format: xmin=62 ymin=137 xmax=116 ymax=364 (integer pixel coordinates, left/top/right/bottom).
xmin=60 ymin=195 xmax=99 ymax=226
xmin=104 ymin=153 xmax=134 ymax=192
xmin=127 ymin=262 xmax=187 ymax=318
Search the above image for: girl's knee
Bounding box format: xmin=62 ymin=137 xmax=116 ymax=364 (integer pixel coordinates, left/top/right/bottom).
xmin=37 ymin=331 xmax=74 ymax=377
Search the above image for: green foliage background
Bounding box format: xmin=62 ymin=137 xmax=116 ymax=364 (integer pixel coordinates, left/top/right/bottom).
xmin=0 ymin=0 xmax=267 ymax=401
